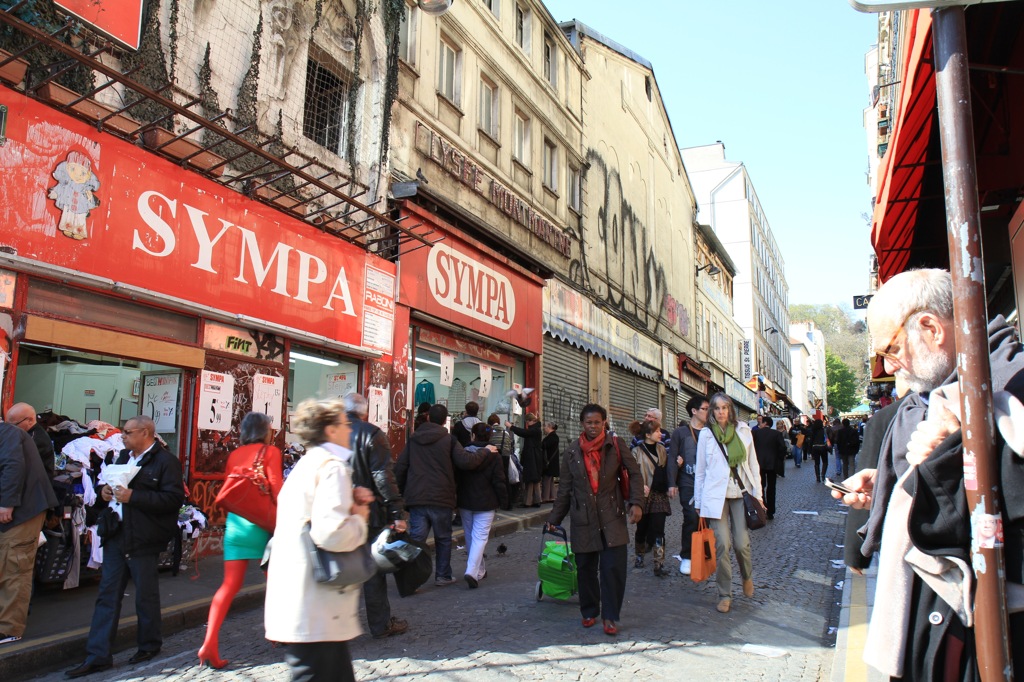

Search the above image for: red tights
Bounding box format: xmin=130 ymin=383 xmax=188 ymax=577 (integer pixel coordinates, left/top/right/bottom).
xmin=199 ymin=560 xmax=248 ymax=659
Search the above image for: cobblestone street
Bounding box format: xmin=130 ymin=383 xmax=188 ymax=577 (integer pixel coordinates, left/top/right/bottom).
xmin=26 ymin=459 xmax=851 ymax=682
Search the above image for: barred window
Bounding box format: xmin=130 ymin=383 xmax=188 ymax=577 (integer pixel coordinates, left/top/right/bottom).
xmin=303 ymin=56 xmax=353 ymax=157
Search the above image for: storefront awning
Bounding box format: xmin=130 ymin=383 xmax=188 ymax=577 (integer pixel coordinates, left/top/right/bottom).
xmin=871 ymin=10 xmax=936 ymax=284
xmin=543 ymin=323 xmax=660 ymax=381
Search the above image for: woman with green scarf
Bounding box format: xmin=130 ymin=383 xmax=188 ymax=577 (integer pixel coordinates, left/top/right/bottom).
xmin=694 ymin=393 xmax=762 ymax=614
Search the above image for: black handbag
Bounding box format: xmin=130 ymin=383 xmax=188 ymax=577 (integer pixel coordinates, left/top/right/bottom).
xmin=301 ymin=520 xmax=377 ymax=588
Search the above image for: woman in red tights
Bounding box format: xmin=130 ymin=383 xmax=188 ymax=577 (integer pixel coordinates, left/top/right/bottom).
xmin=198 ymin=412 xmax=283 ymax=669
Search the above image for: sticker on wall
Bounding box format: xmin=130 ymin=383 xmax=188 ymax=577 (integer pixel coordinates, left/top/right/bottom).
xmin=440 ymin=351 xmax=456 ymax=387
xmin=252 ymin=373 xmax=284 ymax=430
xmin=49 ymin=150 xmax=101 ymax=240
xmin=198 ymin=371 xmax=235 ymax=432
xmin=368 ymin=386 xmax=389 ymax=431
xmin=478 ymin=365 xmax=492 ymax=398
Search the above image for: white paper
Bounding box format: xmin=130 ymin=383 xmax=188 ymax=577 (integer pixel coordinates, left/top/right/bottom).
xmin=99 ymin=464 xmax=141 ymax=520
xmin=142 ymin=373 xmax=180 ymax=433
xmin=793 ymin=510 xmax=819 ymax=515
xmin=368 ymin=386 xmax=389 ymax=431
xmin=741 ymin=644 xmax=789 ymax=658
xmin=252 ymin=374 xmax=285 ymax=430
xmin=322 ymin=372 xmax=357 ymax=399
xmin=511 ymin=382 xmax=523 ymax=416
xmin=440 ymin=351 xmax=455 ymax=387
xmin=198 ymin=371 xmax=234 ymax=432
xmin=478 ymin=365 xmax=492 ymax=398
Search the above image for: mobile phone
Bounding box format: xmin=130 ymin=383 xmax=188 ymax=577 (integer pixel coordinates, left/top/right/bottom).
xmin=824 ymin=478 xmax=855 ymax=495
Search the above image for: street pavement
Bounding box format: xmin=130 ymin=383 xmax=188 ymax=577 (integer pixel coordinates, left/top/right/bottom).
xmin=18 ymin=457 xmax=854 ymax=682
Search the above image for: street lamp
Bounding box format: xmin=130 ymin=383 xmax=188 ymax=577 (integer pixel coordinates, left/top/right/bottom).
xmin=696 ymin=263 xmax=721 ymax=276
xmin=418 ymin=0 xmax=454 ymax=15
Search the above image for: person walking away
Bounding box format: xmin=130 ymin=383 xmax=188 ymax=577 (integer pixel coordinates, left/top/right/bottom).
xmin=66 ymin=416 xmax=185 ymax=678
xmin=540 ymin=422 xmax=560 ymax=503
xmin=751 ymin=416 xmax=788 ymax=520
xmin=828 ymin=418 xmax=842 ymax=478
xmin=198 ymin=412 xmax=283 ymax=668
xmin=451 ymin=402 xmax=481 ymax=447
xmin=668 ymin=395 xmax=708 ymax=575
xmin=457 ymin=423 xmax=508 ymax=588
xmin=835 ymin=418 xmax=860 ymax=481
xmin=788 ymin=418 xmax=805 ymax=468
xmin=6 ymin=403 xmax=55 ymax=480
xmin=0 ymin=421 xmax=58 ymax=645
xmin=546 ymin=404 xmax=642 ymax=636
xmin=344 ymin=393 xmax=409 ymax=640
xmin=630 ymin=420 xmax=671 ymax=576
xmin=487 ymin=414 xmax=516 ymax=510
xmin=264 ymin=398 xmax=372 ymax=682
xmin=507 ymin=413 xmax=543 ymax=508
xmin=694 ymin=393 xmax=762 ymax=614
xmin=395 ymin=404 xmax=488 ymax=586
xmin=774 ymin=419 xmax=792 ymax=477
xmin=808 ymin=418 xmax=830 ymax=483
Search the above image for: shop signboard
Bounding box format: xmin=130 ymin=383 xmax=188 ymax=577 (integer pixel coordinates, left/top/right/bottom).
xmin=399 ymin=204 xmax=544 ymax=355
xmin=55 ymin=0 xmax=145 ymax=50
xmin=0 ymin=90 xmax=396 ymax=356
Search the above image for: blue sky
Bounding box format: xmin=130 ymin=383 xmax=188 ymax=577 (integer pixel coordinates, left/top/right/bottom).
xmin=542 ymin=0 xmax=878 ymax=307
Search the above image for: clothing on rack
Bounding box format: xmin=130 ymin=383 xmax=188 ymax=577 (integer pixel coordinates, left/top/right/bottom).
xmin=448 ymin=378 xmax=467 ymax=413
xmin=414 ymin=380 xmax=436 ymax=406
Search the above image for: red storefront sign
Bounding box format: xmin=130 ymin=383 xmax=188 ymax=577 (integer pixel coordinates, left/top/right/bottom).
xmin=55 ymin=0 xmax=145 ymax=50
xmin=0 ymin=90 xmax=395 ymax=354
xmin=399 ymin=203 xmax=543 ymax=355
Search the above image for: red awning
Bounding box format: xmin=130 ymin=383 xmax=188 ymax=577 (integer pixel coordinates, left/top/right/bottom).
xmin=871 ymin=10 xmax=936 ymax=284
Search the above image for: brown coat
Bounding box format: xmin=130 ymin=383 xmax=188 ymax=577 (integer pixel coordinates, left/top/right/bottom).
xmin=547 ymin=434 xmax=643 ymax=554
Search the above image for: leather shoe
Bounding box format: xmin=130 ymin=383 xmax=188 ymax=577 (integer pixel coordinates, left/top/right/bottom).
xmin=128 ymin=650 xmax=160 ymax=664
xmin=65 ymin=662 xmax=112 ymax=678
xmin=581 ymin=617 xmax=596 ymax=628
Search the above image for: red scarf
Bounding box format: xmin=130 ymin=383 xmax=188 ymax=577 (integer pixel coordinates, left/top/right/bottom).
xmin=579 ymin=431 xmax=606 ymax=494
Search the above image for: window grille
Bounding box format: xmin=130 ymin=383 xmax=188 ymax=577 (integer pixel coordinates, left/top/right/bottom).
xmin=302 ymin=58 xmax=352 ymax=157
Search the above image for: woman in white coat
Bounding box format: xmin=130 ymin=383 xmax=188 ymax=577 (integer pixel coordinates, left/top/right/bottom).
xmin=265 ymin=398 xmax=372 ymax=681
xmin=694 ymin=392 xmax=762 ymax=614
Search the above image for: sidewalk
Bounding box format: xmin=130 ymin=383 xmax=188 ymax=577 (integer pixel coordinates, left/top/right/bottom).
xmin=831 ymin=560 xmax=885 ymax=682
xmin=1 ymin=505 xmax=551 ymax=682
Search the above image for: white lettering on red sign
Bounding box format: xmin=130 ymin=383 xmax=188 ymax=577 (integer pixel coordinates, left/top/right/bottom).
xmin=426 ymin=244 xmax=515 ymax=330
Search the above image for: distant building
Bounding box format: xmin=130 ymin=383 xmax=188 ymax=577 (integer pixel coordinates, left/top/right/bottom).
xmin=790 ymin=322 xmax=828 ymax=415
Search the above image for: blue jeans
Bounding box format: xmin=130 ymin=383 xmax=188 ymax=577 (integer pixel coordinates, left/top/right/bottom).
xmin=792 ymin=446 xmax=802 ymax=467
xmin=408 ymin=505 xmax=453 ymax=580
xmin=84 ymin=535 xmax=162 ymax=664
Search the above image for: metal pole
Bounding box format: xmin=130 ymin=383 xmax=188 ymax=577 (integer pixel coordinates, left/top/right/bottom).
xmin=931 ymin=7 xmax=1012 ymax=680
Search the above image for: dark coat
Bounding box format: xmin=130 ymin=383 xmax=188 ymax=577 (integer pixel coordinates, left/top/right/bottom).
xmin=546 ymin=434 xmax=642 ymax=554
xmin=541 ymin=432 xmax=560 ymax=478
xmin=667 ymin=423 xmax=699 ymax=491
xmin=347 ymin=413 xmax=404 ymax=530
xmin=836 ymin=425 xmax=860 ymax=457
xmin=394 ymin=422 xmax=483 ymax=509
xmin=511 ymin=422 xmax=543 ymax=484
xmin=751 ymin=426 xmax=788 ymax=474
xmin=456 ymin=449 xmax=507 ymax=511
xmin=0 ymin=423 xmax=58 ymax=531
xmin=116 ymin=442 xmax=185 ymax=556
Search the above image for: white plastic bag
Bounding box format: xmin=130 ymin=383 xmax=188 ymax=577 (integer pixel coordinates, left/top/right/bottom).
xmin=507 ymin=453 xmax=521 ymax=485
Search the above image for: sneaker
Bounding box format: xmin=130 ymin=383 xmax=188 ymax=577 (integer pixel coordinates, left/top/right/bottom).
xmin=372 ymin=617 xmax=409 ymax=639
xmin=434 ymin=576 xmax=457 ymax=587
xmin=679 ymin=559 xmax=691 ymax=575
xmin=0 ymin=634 xmax=21 ymax=645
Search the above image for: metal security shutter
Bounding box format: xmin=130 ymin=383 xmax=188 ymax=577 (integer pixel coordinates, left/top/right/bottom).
xmin=541 ymin=337 xmax=589 ymax=429
xmin=634 ymin=377 xmax=659 ymax=423
xmin=608 ymin=364 xmax=635 ymax=433
xmin=663 ymin=390 xmax=677 ymax=428
xmin=677 ymin=393 xmax=689 ymax=426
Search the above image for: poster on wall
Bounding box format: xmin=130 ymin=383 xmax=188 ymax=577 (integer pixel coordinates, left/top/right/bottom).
xmin=142 ymin=373 xmax=179 ymax=433
xmin=368 ymin=386 xmax=389 ymax=431
xmin=323 ymin=372 xmax=357 ymax=399
xmin=478 ymin=365 xmax=492 ymax=398
xmin=252 ymin=373 xmax=284 ymax=430
xmin=440 ymin=351 xmax=456 ymax=387
xmin=198 ymin=371 xmax=234 ymax=432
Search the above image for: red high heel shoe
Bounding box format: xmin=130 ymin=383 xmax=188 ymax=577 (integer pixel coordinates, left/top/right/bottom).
xmin=197 ymin=647 xmax=228 ymax=670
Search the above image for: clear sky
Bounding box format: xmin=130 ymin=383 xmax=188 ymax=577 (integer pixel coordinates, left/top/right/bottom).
xmin=541 ymin=0 xmax=878 ymax=308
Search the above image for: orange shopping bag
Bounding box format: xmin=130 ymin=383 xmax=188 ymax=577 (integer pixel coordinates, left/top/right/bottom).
xmin=690 ymin=517 xmax=717 ymax=583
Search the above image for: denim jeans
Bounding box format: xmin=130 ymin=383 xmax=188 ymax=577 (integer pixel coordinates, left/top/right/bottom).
xmin=792 ymin=445 xmax=802 ymax=467
xmin=408 ymin=505 xmax=454 ymax=580
xmin=459 ymin=509 xmax=495 ymax=580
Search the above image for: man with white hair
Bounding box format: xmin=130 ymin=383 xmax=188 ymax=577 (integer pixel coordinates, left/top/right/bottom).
xmin=629 ymin=407 xmax=671 ymax=450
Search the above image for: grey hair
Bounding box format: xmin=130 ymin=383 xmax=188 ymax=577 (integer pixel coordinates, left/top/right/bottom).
xmin=645 ymin=408 xmax=663 ymax=421
xmin=708 ymin=392 xmax=737 ymax=426
xmin=126 ymin=415 xmax=156 ymax=436
xmin=291 ymin=398 xmax=347 ymax=446
xmin=343 ymin=392 xmax=369 ymax=417
xmin=868 ymin=268 xmax=954 ymax=334
xmin=240 ymin=412 xmax=273 ymax=445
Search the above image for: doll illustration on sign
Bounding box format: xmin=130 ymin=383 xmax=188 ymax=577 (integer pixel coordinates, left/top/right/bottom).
xmin=48 ymin=151 xmax=100 ymax=240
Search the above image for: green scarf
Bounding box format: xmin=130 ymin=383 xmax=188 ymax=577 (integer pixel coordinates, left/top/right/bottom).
xmin=711 ymin=422 xmax=746 ymax=468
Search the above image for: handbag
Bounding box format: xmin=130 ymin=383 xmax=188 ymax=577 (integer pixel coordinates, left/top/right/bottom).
xmin=714 ymin=434 xmax=767 ymax=530
xmin=215 ymin=444 xmax=277 ymax=533
xmin=690 ymin=517 xmax=717 ymax=583
xmin=613 ymin=435 xmax=631 ymax=502
xmin=302 ymin=520 xmax=377 ymax=588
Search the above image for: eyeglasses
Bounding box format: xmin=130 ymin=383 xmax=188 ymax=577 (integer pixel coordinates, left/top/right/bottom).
xmin=9 ymin=417 xmax=30 ymax=427
xmin=122 ymin=428 xmax=140 ymax=436
xmin=874 ymin=307 xmax=927 ymax=364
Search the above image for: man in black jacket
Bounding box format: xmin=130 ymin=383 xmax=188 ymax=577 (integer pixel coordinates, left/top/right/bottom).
xmin=835 ymin=418 xmax=860 ymax=480
xmin=667 ymin=395 xmax=708 ymax=575
xmin=0 ymin=421 xmax=59 ymax=645
xmin=751 ymin=416 xmax=788 ymax=520
xmin=394 ymin=404 xmax=489 ymax=587
xmin=5 ymin=403 xmax=55 ymax=480
xmin=66 ymin=416 xmax=184 ymax=678
xmin=344 ymin=393 xmax=408 ymax=639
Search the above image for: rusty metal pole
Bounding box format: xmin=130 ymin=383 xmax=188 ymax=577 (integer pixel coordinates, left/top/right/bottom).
xmin=931 ymin=7 xmax=1013 ymax=680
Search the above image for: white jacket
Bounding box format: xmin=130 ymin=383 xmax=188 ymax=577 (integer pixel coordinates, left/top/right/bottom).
xmin=265 ymin=443 xmax=368 ymax=643
xmin=693 ymin=422 xmax=762 ymax=520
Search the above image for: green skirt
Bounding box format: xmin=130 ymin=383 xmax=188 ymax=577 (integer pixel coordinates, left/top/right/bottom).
xmin=223 ymin=512 xmax=270 ymax=561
